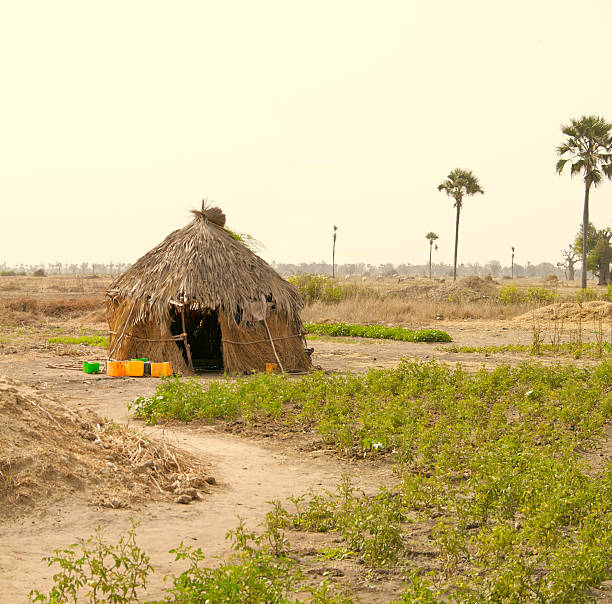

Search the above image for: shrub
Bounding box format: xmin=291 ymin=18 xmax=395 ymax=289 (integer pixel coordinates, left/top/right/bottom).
xmin=29 ymin=524 xmax=152 ymax=603
xmin=303 ymin=322 xmax=452 ymax=343
xmin=497 ymin=285 xmax=559 ymax=305
xmin=496 ymin=284 xmax=524 ymax=304
xmin=288 ymin=274 xmax=368 ymax=304
xmin=525 ymin=286 xmax=559 ymax=303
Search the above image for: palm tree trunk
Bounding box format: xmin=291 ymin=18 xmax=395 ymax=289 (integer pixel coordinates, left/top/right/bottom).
xmin=581 ymin=185 xmax=590 ymax=289
xmin=429 ymin=242 xmax=432 ymax=279
xmin=453 ymin=203 xmax=461 ymax=281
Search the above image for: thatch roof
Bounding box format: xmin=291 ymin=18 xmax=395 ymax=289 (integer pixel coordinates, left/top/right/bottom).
xmin=107 ymin=202 xmax=303 ymax=325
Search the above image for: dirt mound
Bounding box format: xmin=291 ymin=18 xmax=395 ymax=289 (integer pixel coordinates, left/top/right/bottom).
xmin=514 ymin=301 xmax=612 ymax=323
xmin=0 ymin=377 xmax=214 ymax=518
xmin=399 ymin=276 xmax=498 ymax=303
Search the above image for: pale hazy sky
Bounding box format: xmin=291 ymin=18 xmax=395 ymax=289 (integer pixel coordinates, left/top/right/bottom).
xmin=2 ymin=1 xmax=611 ymax=269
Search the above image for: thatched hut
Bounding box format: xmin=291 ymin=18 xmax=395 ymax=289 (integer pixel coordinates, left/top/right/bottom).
xmin=106 ymin=203 xmax=312 ymax=374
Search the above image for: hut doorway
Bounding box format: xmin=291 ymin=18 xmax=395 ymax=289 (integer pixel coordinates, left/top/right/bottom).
xmin=170 ymin=308 xmax=224 ymax=372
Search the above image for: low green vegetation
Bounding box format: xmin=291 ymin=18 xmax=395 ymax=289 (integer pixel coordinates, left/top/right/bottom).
xmin=496 ymin=284 xmax=560 ymax=304
xmin=303 ymin=322 xmax=452 ymax=342
xmin=496 ymin=283 xmax=612 ymax=305
xmin=128 ymin=361 xmax=612 ymax=601
xmin=34 ymin=361 xmax=612 ymax=601
xmin=0 ymin=270 xmax=26 ymax=276
xmin=30 ymin=522 xmax=352 ymax=603
xmin=47 ymin=335 xmax=109 ymax=347
xmin=441 ymin=341 xmax=612 ymax=358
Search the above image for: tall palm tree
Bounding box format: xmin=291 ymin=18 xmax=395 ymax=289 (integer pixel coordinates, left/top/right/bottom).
xmin=437 ymin=169 xmax=484 ymax=281
xmin=556 ymin=115 xmax=612 ymax=289
xmin=425 ymin=232 xmax=439 ymax=279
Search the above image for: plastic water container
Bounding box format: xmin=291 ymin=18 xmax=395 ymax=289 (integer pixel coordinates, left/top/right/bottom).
xmin=151 ymin=362 xmax=172 ymax=377
xmin=83 ymin=361 xmax=99 ymax=374
xmin=265 ymin=362 xmax=278 ymax=375
xmin=125 ymin=360 xmax=145 ymax=377
xmin=107 ymin=361 xmax=125 ymax=377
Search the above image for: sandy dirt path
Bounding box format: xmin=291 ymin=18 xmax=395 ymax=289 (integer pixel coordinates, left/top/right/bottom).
xmin=1 ymin=418 xmax=368 ymax=602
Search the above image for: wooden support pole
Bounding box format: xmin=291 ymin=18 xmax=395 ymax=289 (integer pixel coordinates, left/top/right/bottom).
xmin=181 ymin=305 xmax=194 ymax=372
xmin=108 ymin=303 xmax=136 ymax=360
xmin=263 ymin=317 xmax=285 ymax=373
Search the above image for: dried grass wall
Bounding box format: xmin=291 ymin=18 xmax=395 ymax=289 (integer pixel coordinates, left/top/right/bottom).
xmin=108 ymin=299 xmax=311 ymax=375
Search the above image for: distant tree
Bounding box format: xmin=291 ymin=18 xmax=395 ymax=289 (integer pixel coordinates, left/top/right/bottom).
xmin=575 ymin=224 xmax=612 ymax=285
xmin=485 ymin=260 xmax=502 ymax=277
xmin=437 ymin=169 xmax=484 ymax=281
xmin=589 ymin=230 xmax=612 ymax=284
xmin=560 ymin=246 xmax=578 ymax=280
xmin=573 ymin=221 xmax=599 ymax=267
xmin=425 ymin=232 xmax=439 ymax=279
xmin=556 ymin=115 xmax=612 ymax=288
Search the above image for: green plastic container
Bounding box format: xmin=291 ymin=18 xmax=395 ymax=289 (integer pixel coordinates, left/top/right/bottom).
xmin=131 ymin=358 xmax=148 ymax=362
xmin=83 ymin=361 xmax=99 ymax=374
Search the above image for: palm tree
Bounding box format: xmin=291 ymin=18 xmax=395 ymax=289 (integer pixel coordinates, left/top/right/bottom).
xmin=556 ymin=115 xmax=612 ymax=289
xmin=425 ymin=232 xmax=439 ymax=279
xmin=437 ymin=169 xmax=484 ymax=280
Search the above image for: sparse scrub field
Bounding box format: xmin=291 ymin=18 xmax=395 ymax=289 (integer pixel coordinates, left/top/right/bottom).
xmin=441 ymin=341 xmax=612 ymax=358
xmin=94 ymin=362 xmax=612 ymax=600
xmin=303 ymin=322 xmax=451 ymax=342
xmin=294 ymin=274 xmax=612 ymax=324
xmin=497 ymin=283 xmax=612 ymax=304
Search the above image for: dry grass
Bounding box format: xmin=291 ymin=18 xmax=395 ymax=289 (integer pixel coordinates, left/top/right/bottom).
xmin=0 ymin=296 xmax=105 ymax=325
xmin=301 ymin=296 xmax=535 ymax=325
xmin=299 ymin=276 xmax=612 ymax=325
xmin=0 ymin=275 xmax=112 ymax=297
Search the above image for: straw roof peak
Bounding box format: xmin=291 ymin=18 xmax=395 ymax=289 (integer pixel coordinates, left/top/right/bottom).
xmin=190 ymin=199 xmax=226 ymax=227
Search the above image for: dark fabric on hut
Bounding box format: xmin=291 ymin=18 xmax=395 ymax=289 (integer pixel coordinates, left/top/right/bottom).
xmin=106 ymin=202 xmax=312 ymax=374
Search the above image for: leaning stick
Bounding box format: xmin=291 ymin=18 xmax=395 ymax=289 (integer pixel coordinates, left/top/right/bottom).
xmin=263 ymin=317 xmax=285 ymax=373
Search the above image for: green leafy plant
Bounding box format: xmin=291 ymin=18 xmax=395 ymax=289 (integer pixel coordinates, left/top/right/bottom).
xmin=303 ymin=322 xmax=452 ymax=343
xmin=29 ymin=524 xmax=152 ymax=603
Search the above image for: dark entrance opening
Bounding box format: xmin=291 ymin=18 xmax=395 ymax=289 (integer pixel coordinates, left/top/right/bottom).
xmin=170 ymin=308 xmax=223 ymax=372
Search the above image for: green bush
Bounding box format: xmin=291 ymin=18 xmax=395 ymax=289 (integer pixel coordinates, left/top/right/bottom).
xmin=288 ymin=274 xmax=367 ymax=304
xmin=496 ymin=285 xmax=559 ymax=305
xmin=29 ymin=524 xmax=152 ymax=603
xmin=303 ymin=322 xmax=451 ymax=343
xmin=525 ymin=286 xmax=559 ymax=303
